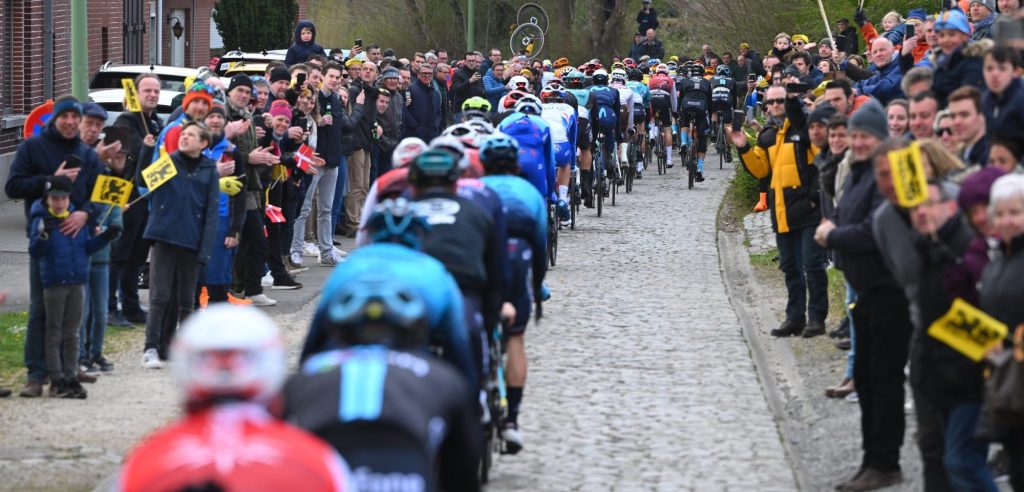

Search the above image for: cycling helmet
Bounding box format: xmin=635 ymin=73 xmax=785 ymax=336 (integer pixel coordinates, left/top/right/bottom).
xmin=509 ymin=75 xmax=530 ymax=91
xmin=428 ymin=135 xmax=471 ymax=171
xmin=592 ymin=69 xmax=609 ymax=85
xmin=462 ymin=109 xmax=491 ymax=123
xmin=690 ymin=65 xmax=705 ymax=78
xmin=324 ymin=272 xmax=429 ymax=349
xmin=514 ymin=94 xmax=543 ymax=115
xmin=564 ymin=69 xmax=585 ymax=87
xmin=611 ymin=61 xmax=626 ymax=71
xmin=170 ymin=305 xmax=286 ymax=408
xmin=553 ymin=57 xmax=570 ymax=69
xmin=442 ymin=123 xmax=481 ymax=149
xmin=623 ymin=58 xmax=637 ymax=69
xmin=502 ymin=89 xmax=530 ymax=110
xmin=716 ymin=65 xmax=732 ymax=77
xmin=610 ymin=68 xmax=627 ymax=83
xmin=704 ymin=67 xmax=715 ymax=77
xmin=462 ymin=96 xmax=492 ymax=113
xmin=540 ymin=86 xmax=565 ymax=103
xmin=366 ymin=197 xmax=430 ymax=250
xmin=655 ymin=64 xmax=670 ymax=75
xmin=666 ymin=60 xmax=678 ymax=69
xmin=626 ymin=68 xmax=643 ymax=81
xmin=669 ymin=55 xmax=679 ymax=63
xmin=392 ymin=137 xmax=429 ymax=169
xmin=648 ymin=58 xmax=662 ymax=67
xmin=408 ymin=148 xmax=461 ymax=185
xmin=465 ymin=118 xmax=496 ymax=136
xmin=479 ymin=133 xmax=521 ymax=172
xmin=547 ymin=77 xmax=565 ymax=90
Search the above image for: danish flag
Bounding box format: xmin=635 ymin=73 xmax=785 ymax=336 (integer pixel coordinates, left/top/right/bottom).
xmin=295 ymin=144 xmax=315 ymax=173
xmin=265 ymin=204 xmax=286 ymax=224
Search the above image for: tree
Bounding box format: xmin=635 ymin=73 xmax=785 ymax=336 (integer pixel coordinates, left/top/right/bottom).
xmin=214 ymin=0 xmax=299 ymax=52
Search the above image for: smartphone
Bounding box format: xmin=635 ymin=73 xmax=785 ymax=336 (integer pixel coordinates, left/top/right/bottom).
xmin=65 ymin=154 xmax=82 ymax=170
xmin=732 ymin=110 xmax=745 ymax=132
xmin=786 ymin=82 xmax=808 ymax=94
xmin=102 ymin=126 xmax=132 ymax=149
xmin=295 ymin=72 xmax=307 ymax=87
xmin=905 ymin=24 xmax=915 ymax=39
xmin=355 ymin=39 xmax=363 ymax=48
xmin=748 ymin=73 xmax=757 ymax=83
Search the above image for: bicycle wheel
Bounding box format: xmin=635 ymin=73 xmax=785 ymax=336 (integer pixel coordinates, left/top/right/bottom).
xmin=717 ymin=118 xmax=727 ymax=170
xmin=626 ymin=164 xmax=634 ymax=193
xmin=516 ymin=3 xmax=549 ymax=34
xmin=596 ymin=153 xmax=605 ymax=217
xmin=611 ymin=166 xmax=618 ymax=206
xmin=569 ymin=172 xmax=579 ymax=229
xmin=548 ymin=204 xmax=558 ymax=267
xmin=510 ymin=23 xmax=545 ymax=59
xmin=688 ymin=153 xmax=696 ymax=190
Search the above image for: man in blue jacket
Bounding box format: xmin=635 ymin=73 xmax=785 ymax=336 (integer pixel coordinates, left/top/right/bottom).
xmin=284 ymin=20 xmax=326 ymax=66
xmin=407 ymin=64 xmax=442 ymax=141
xmin=854 ymin=38 xmax=904 ymax=106
xmin=5 ymin=96 xmax=101 ymax=397
xmin=139 ymin=122 xmax=220 ymax=369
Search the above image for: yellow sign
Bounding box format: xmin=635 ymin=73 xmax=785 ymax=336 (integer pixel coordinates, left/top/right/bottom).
xmin=889 ymin=141 xmax=929 ymax=208
xmin=928 ymin=298 xmax=1008 ymax=362
xmin=141 ymin=153 xmax=178 ymax=191
xmin=121 ymin=78 xmax=142 ymax=113
xmin=90 ymin=175 xmax=133 ymax=207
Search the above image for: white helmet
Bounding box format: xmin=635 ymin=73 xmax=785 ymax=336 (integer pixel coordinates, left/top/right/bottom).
xmin=465 ymin=118 xmax=496 ymax=136
xmin=508 ymin=75 xmax=530 ymax=92
xmin=514 ymin=94 xmax=543 ymax=115
xmin=429 ymin=135 xmax=471 ymax=171
xmin=610 ymin=68 xmax=627 ymax=82
xmin=170 ymin=305 xmax=286 ymax=408
xmin=442 ymin=123 xmax=482 ymax=149
xmin=392 ymin=137 xmax=429 ymax=168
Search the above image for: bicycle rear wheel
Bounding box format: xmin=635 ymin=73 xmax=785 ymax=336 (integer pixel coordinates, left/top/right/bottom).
xmin=547 ymin=203 xmax=558 ymax=266
xmin=611 ymin=167 xmax=618 ymax=206
xmin=569 ymin=172 xmax=579 ymax=230
xmin=625 ymin=164 xmax=634 ymax=193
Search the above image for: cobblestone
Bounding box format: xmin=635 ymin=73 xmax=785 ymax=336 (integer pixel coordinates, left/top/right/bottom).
xmin=488 ymin=155 xmax=797 ymax=490
xmin=743 ymin=210 xmax=776 ymax=254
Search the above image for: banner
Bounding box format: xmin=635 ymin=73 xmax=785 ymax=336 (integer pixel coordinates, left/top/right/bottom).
xmin=928 ymin=298 xmax=1009 ymax=362
xmin=888 ymin=141 xmax=929 ymax=208
xmin=141 ymin=152 xmax=178 ymax=191
xmin=122 ymin=78 xmax=142 ymax=113
xmin=90 ymin=175 xmax=133 ymax=207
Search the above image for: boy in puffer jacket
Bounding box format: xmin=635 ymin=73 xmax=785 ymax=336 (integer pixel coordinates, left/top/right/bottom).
xmin=29 ymin=176 xmax=120 ymax=398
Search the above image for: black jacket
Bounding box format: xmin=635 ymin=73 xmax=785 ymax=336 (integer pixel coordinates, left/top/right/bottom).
xmin=638 ymin=39 xmax=666 ymax=60
xmin=348 ymin=80 xmax=378 ymax=152
xmin=835 ymin=26 xmax=859 ymax=55
xmin=317 ymin=89 xmax=342 ymax=167
xmin=826 ymin=158 xmax=896 ymax=293
xmin=981 ymin=234 xmax=1024 ymax=338
xmin=113 ymin=110 xmax=164 ymax=196
xmin=932 ymin=41 xmax=988 ymax=107
xmin=636 ymin=8 xmax=659 ymax=34
xmin=450 ymin=67 xmax=484 ymax=117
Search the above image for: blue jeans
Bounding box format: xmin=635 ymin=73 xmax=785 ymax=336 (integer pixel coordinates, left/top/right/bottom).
xmin=775 ymin=225 xmax=828 ymax=324
xmin=944 ymin=402 xmax=997 ymax=491
xmin=331 ymin=155 xmax=349 ymax=234
xmin=26 ymin=258 xmax=47 ymax=382
xmin=845 ymin=282 xmax=858 ymax=380
xmin=79 ymin=263 xmax=109 ymax=362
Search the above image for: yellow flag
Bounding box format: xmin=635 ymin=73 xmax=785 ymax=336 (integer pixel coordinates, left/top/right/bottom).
xmin=928 ymin=298 xmax=1008 ymax=362
xmin=889 ymin=141 xmax=929 ymax=208
xmin=90 ymin=175 xmax=133 ymax=207
xmin=122 ymin=78 xmax=142 ymax=113
xmin=141 ymin=153 xmax=178 ymax=191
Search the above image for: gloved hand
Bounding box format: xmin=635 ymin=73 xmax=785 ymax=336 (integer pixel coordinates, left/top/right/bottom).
xmin=853 ymin=9 xmax=869 ymax=27
xmin=219 ymin=176 xmax=244 ymax=196
xmin=99 ymin=224 xmax=123 ymax=241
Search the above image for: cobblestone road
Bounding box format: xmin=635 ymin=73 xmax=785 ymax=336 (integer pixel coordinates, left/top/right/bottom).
xmin=488 ymin=154 xmax=797 ymax=491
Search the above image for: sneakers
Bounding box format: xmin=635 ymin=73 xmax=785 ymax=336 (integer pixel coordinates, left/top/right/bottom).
xmin=272 ymin=275 xmax=302 ymax=290
xmin=93 ymin=355 xmax=114 ymax=372
xmin=248 ymin=293 xmax=278 ymax=307
xmin=142 ymin=348 xmax=165 ymax=369
xmin=19 ymin=380 xmax=43 ymax=398
xmin=836 ymin=468 xmax=902 ymax=491
xmin=49 ymin=378 xmax=70 ymax=398
xmin=227 ymin=292 xmax=252 ymax=305
xmin=320 ymin=252 xmax=344 ymax=267
xmin=502 ymin=423 xmax=524 ymax=454
xmin=287 ymin=253 xmax=308 ymax=273
xmin=333 ymin=247 xmax=348 ymax=258
xmin=63 ymin=378 xmax=88 ymax=399
xmin=261 ymin=272 xmax=274 ymax=287
xmin=302 ymin=242 xmax=320 ymax=257
xmin=107 ymin=311 xmax=133 ymax=328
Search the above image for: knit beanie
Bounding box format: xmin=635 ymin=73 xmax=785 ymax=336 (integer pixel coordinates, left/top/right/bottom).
xmin=958 ymin=165 xmax=1007 ymax=211
xmin=228 ymin=74 xmax=254 ymax=94
xmin=182 ymin=82 xmax=214 ymax=111
xmin=269 ymin=100 xmax=292 ymax=120
xmin=52 ymin=96 xmax=83 ymax=118
xmin=808 ymin=103 xmax=837 ymax=126
xmin=848 ymin=99 xmax=888 ymax=140
xmin=208 ymin=101 xmax=227 ymax=118
xmin=269 ymin=67 xmax=291 ymax=84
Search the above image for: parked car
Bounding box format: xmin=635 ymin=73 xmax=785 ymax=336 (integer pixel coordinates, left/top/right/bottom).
xmin=215 ymin=50 xmax=286 ymax=75
xmin=88 ymin=89 xmax=177 ymax=126
xmin=89 ymin=62 xmax=197 ymax=92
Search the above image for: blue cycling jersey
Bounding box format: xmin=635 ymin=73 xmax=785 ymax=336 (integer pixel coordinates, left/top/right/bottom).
xmin=626 ymin=81 xmax=651 ymax=109
xmin=498 ymin=113 xmax=557 ymax=200
xmin=300 ymin=243 xmax=477 ymax=393
xmin=588 ymin=85 xmax=620 ymax=129
xmin=480 ymin=174 xmax=548 ymax=284
xmin=566 ymin=87 xmax=591 ymax=120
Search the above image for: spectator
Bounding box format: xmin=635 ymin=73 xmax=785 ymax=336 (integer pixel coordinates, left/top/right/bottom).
xmin=982 ymin=45 xmax=1024 ymax=140
xmin=931 ymin=8 xmax=987 ymax=106
xmin=636 ymin=0 xmax=659 ymax=35
xmin=816 ymin=38 xmax=833 ymax=65
xmin=700 ymin=44 xmax=720 ymax=66
xmin=885 ymin=99 xmax=910 ymax=138
xmin=139 ymin=122 xmax=220 ymax=369
xmin=365 ymin=44 xmax=383 ymax=64
xmin=790 ymin=51 xmax=824 ymax=86
xmin=407 ymin=63 xmax=442 ymax=142
xmin=988 ymin=136 xmax=1024 ymax=172
xmin=935 ymin=109 xmax=958 ymax=153
xmin=835 ymin=17 xmax=860 ymax=56
xmin=29 ymin=175 xmax=119 ymax=398
xmin=344 ymin=61 xmax=379 ymax=237
xmin=484 ymin=61 xmax=508 ymax=110
xmin=731 ymin=85 xmax=828 ymax=338
xmin=285 ymin=20 xmax=326 ymax=67
xmin=815 ymin=100 xmax=913 ymax=491
xmin=948 ymin=86 xmax=990 ymax=167
xmin=435 ymin=63 xmax=453 ymax=126
xmin=451 ymin=53 xmax=485 ymax=122
xmin=908 ymin=91 xmax=940 ymax=139
xmin=483 ymin=48 xmax=502 ymax=74
xmin=628 ymin=33 xmax=645 ymax=61
xmin=971 ymin=0 xmax=998 ymax=40
xmin=900 ymin=66 xmax=933 ymax=99
xmin=377 ymin=67 xmax=405 ymax=177
xmin=738 ymin=43 xmax=763 ymax=78
xmin=5 ymin=96 xmax=101 ymax=397
xmin=771 ymin=32 xmax=794 ymax=61
xmin=331 ymin=84 xmax=365 ymax=238
xmin=853 ymin=38 xmax=904 ymax=105
xmin=437 ymin=49 xmax=449 ymax=65
xmin=638 ymin=29 xmax=665 ymax=60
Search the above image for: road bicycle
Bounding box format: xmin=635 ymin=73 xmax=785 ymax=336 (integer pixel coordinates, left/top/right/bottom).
xmin=568 ymin=167 xmax=580 ymax=229
xmin=654 ymin=121 xmax=667 ymax=176
xmin=714 ymin=110 xmax=728 ymax=170
xmin=480 ymin=324 xmax=510 ymax=484
xmin=591 ymin=135 xmax=608 ymax=217
xmin=683 ymin=120 xmax=697 ymax=190
xmin=547 ymin=200 xmax=558 ymax=267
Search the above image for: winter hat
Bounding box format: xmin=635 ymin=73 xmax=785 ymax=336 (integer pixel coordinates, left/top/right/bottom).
xmin=380 ymin=67 xmax=400 ymax=79
xmin=970 ymin=0 xmax=995 ymax=12
xmin=182 ymin=82 xmax=214 ymax=111
xmin=269 ymin=67 xmax=291 ymax=84
xmin=935 ymin=9 xmax=971 ymax=35
xmin=52 ymin=96 xmax=83 ymax=118
xmin=739 ymin=42 xmax=751 ymax=49
xmin=81 ymin=103 xmax=108 ymax=121
xmin=45 ymin=175 xmax=73 ymax=197
xmin=784 ymin=64 xmax=802 ymax=79
xmin=793 ymin=34 xmax=810 ymax=44
xmin=818 ymin=38 xmax=833 ymax=48
xmin=269 ymin=100 xmax=292 ymax=120
xmin=207 ymin=101 xmax=227 ymax=118
xmin=958 ymin=165 xmax=1007 ymax=211
xmin=228 ymin=74 xmax=254 ymax=94
xmin=848 ymin=99 xmax=888 ymax=140
xmin=906 ymin=8 xmax=928 ymax=22
xmin=808 ymin=103 xmax=837 ymax=126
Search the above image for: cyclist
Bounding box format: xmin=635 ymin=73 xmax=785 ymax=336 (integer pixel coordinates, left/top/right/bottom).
xmin=497 ymin=95 xmax=557 ymax=205
xmin=355 ymin=137 xmax=429 ymax=247
xmin=625 ymin=67 xmax=651 ymax=177
xmin=118 ymin=305 xmax=355 ymax=492
xmin=709 ymin=64 xmax=739 ymax=163
xmin=498 ymin=89 xmax=530 ymax=115
xmin=478 ymin=135 xmax=547 ymax=453
xmin=462 ymin=96 xmax=494 ymax=124
xmin=679 ymin=63 xmax=712 ymax=182
xmin=564 ymin=69 xmax=596 ymax=207
xmin=285 ymin=258 xmax=481 ymax=492
xmin=539 ymin=85 xmax=578 ymax=226
xmin=610 ymin=68 xmax=636 ymax=183
xmin=648 ymin=63 xmax=678 ymax=167
xmin=586 ymin=69 xmax=623 ymax=193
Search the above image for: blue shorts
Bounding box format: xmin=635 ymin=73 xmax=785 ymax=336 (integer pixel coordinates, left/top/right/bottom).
xmin=504 ymin=238 xmax=534 ymax=336
xmin=554 ymin=142 xmax=574 ymax=170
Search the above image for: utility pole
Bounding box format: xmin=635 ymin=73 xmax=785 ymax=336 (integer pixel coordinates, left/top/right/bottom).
xmin=467 ymin=0 xmax=475 ymax=52
xmin=71 ymin=0 xmax=88 ymax=99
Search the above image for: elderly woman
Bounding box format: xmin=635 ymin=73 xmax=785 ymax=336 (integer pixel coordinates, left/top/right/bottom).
xmin=979 ymin=174 xmax=1024 ymax=492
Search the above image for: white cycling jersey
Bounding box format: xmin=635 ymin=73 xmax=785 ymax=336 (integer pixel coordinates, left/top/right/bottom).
xmin=541 ymin=102 xmax=575 ymax=145
xmin=611 ymin=82 xmax=636 ymax=128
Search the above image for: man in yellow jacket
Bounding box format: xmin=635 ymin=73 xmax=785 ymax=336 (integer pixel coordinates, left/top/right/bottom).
xmin=730 ymin=84 xmax=829 ymax=338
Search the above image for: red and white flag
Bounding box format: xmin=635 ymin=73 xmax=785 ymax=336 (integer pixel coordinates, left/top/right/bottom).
xmin=265 ymin=204 xmax=286 ymax=224
xmin=295 ymin=144 xmax=315 ymax=173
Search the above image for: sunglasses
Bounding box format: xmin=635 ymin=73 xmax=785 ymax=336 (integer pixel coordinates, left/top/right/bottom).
xmin=795 ymin=41 xmax=805 ymax=46
xmin=764 ymin=98 xmax=786 ymax=105
xmin=936 ymin=127 xmax=953 ymax=136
